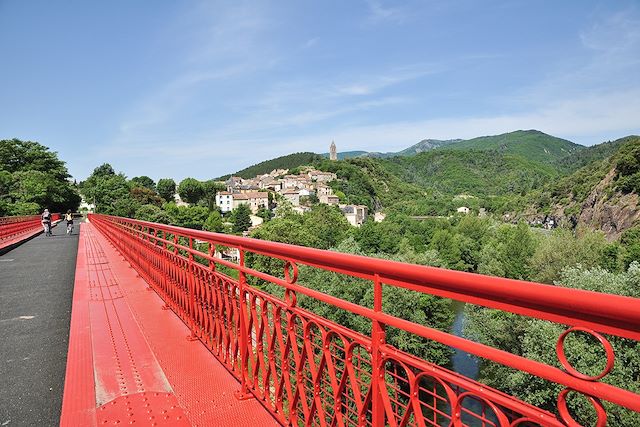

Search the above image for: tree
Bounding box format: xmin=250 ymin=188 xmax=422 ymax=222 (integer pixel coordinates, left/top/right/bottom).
xmin=81 ymin=165 xmax=139 ymax=216
xmin=90 ymin=163 xmax=116 ymax=178
xmin=530 ymin=228 xmax=608 ymax=284
xmin=163 ymin=203 xmax=209 ymax=229
xmin=156 ymin=178 xmax=176 ymax=202
xmin=232 ymin=204 xmax=252 ymax=233
xmin=130 ymin=176 xmax=156 ymax=191
xmin=178 ymin=178 xmax=204 ymax=204
xmin=134 ymin=204 xmax=171 ymax=224
xmin=0 ymin=139 xmax=80 ymax=214
xmin=203 ymin=210 xmax=224 ymax=233
xmin=130 ymin=186 xmax=163 ymax=206
xmin=301 ymin=204 xmax=351 ymax=249
xmin=478 ymin=222 xmax=536 ymax=280
xmin=256 ymin=206 xmax=273 ymax=222
xmin=201 ymin=180 xmax=225 ymax=210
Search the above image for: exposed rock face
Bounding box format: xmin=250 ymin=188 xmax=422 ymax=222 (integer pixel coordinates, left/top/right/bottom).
xmin=578 ymin=168 xmax=640 ymax=240
xmin=520 ymin=168 xmax=640 ymax=239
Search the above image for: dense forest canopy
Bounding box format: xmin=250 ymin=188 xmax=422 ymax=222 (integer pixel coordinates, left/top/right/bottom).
xmin=0 ymin=138 xmax=80 ymax=215
xmin=217 ymin=152 xmax=322 ymax=180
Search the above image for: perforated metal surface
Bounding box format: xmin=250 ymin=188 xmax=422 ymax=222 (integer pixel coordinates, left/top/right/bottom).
xmin=93 ymin=223 xmax=280 ymax=427
xmin=61 ymin=222 xmax=279 ymax=427
xmin=96 ymin=392 xmax=189 ymax=426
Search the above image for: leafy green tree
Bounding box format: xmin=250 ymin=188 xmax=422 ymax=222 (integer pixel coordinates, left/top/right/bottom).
xmin=177 ymin=178 xmax=204 ymax=204
xmin=81 ymin=167 xmax=133 ymax=215
xmin=201 ymin=180 xmax=225 ymax=210
xmin=203 ymin=210 xmax=224 ymax=233
xmin=620 ymin=226 xmax=640 ymax=268
xmin=430 ymin=229 xmax=470 ymax=271
xmin=90 ymin=163 xmax=116 ymax=177
xmin=130 ymin=186 xmax=163 ymax=206
xmin=134 ymin=204 xmax=171 ymax=224
xmin=355 ymin=221 xmax=385 ymax=253
xmin=0 ymin=139 xmax=80 ymax=214
xmin=232 ymin=204 xmax=252 ymax=233
xmin=256 ymin=207 xmax=273 ymax=222
xmin=129 ymin=176 xmax=156 ymax=191
xmin=615 ymin=141 xmax=640 ymax=193
xmin=156 ymin=178 xmax=176 ymax=202
xmin=163 ymin=203 xmax=209 ymax=229
xmin=478 ymin=222 xmax=536 ymax=280
xmin=301 ymin=204 xmax=351 ymax=249
xmin=10 ymin=202 xmax=40 ymax=215
xmin=531 ymin=228 xmax=608 ymax=284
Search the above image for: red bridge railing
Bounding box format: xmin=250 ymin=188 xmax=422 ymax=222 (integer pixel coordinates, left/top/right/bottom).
xmin=89 ymin=214 xmax=640 ymax=427
xmin=0 ymin=214 xmax=60 ymax=246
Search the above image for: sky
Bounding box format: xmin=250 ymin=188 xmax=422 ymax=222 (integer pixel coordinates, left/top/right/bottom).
xmin=1 ymin=0 xmax=639 ymax=181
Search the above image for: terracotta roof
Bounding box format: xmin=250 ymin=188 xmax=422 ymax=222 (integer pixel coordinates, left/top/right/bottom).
xmin=235 ymin=192 xmax=268 ymax=199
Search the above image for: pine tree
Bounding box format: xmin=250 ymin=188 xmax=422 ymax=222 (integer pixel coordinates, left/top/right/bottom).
xmin=232 ymin=204 xmax=252 ymax=233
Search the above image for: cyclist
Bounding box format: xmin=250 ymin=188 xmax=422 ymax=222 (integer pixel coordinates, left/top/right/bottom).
xmin=65 ymin=210 xmax=74 ymax=234
xmin=41 ymin=208 xmax=52 ymax=236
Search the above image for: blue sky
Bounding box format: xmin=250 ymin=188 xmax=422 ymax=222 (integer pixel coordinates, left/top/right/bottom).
xmin=1 ymin=1 xmax=639 ymax=181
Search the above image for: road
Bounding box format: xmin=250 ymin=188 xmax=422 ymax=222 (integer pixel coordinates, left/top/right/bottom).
xmin=0 ymin=220 xmax=79 ymax=426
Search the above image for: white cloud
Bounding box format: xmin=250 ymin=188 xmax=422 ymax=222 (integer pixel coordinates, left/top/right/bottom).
xmin=580 ymin=10 xmax=640 ymax=53
xmin=365 ymin=0 xmax=405 ymax=25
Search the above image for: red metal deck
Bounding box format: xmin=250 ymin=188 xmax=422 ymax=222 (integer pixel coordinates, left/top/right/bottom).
xmin=60 ymin=222 xmax=279 ymax=426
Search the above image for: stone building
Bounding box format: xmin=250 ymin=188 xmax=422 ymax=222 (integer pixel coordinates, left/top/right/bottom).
xmin=232 ymin=191 xmax=268 ymax=214
xmin=329 ymin=141 xmax=337 ymax=161
xmin=341 ymin=205 xmax=368 ymax=227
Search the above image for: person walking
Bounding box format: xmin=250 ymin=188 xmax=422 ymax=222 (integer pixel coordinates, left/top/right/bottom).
xmin=65 ymin=210 xmax=74 ymax=234
xmin=41 ymin=208 xmax=52 ymax=236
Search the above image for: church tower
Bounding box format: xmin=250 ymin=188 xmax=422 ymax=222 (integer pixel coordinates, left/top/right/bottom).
xmin=329 ymin=140 xmax=337 ymax=161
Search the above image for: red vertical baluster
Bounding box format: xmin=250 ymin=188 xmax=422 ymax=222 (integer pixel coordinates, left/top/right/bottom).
xmin=235 ymin=247 xmax=254 ymax=400
xmin=371 ymin=273 xmax=386 ymax=426
xmin=187 ymin=236 xmax=198 ymax=341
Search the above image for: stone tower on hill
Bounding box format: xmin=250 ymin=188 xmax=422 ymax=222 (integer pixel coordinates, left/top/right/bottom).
xmin=329 ymin=141 xmax=337 ymax=161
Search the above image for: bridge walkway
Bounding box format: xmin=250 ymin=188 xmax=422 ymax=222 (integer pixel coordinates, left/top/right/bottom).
xmin=60 ymin=221 xmax=278 ymax=426
xmin=0 ymin=220 xmax=77 ymax=426
xmin=0 ymin=218 xmax=277 ymax=426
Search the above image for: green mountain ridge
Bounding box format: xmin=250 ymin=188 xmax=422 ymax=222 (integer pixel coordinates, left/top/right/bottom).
xmin=230 ymin=130 xmax=581 ymax=178
xmin=395 ymin=138 xmax=463 ymax=156
xmin=436 ymin=130 xmax=582 ymax=164
xmin=216 ymin=131 xmax=640 ymax=235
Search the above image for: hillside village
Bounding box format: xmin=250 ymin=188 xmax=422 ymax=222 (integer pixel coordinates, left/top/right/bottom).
xmin=215 ymin=169 xmax=371 ymax=229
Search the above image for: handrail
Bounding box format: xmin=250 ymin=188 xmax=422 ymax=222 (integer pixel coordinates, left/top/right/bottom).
xmin=0 ymin=214 xmax=61 ymax=245
xmin=91 ymin=215 xmax=640 ymax=340
xmin=90 ymin=213 xmax=640 ymax=427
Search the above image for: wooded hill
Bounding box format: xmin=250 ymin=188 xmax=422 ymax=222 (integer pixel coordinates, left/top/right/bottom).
xmin=217 ymin=152 xmax=322 ymax=180
xmin=220 ymin=130 xmax=640 ymax=236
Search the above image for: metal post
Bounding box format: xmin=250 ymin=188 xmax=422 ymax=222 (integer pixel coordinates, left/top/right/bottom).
xmin=371 ymin=273 xmax=386 ymax=426
xmin=235 ymin=247 xmax=253 ymax=400
xmin=187 ymin=236 xmax=198 ymax=341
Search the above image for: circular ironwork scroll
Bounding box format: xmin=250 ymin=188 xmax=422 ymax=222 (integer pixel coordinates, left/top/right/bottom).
xmin=556 ymin=327 xmax=614 ymax=381
xmin=557 ymin=388 xmax=607 ymax=427
xmin=283 ymin=260 xmax=299 ymax=284
xmin=284 ymin=289 xmax=297 ymax=308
